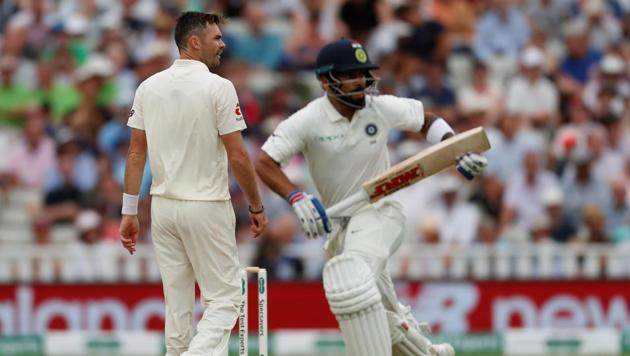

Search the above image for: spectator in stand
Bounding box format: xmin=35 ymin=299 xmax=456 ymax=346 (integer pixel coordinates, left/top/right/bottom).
xmin=64 ymin=209 xmax=117 ymax=282
xmin=505 ymin=46 xmax=559 ymax=129
xmin=282 ymin=9 xmax=329 ymax=70
xmin=574 ymin=0 xmax=623 ymax=52
xmin=473 ymin=0 xmax=530 ymax=84
xmin=8 ymin=107 xmax=56 ymax=190
xmin=576 ymin=204 xmax=610 ymax=243
xmin=0 ymin=1 xmax=19 ymax=32
xmin=418 ymin=215 xmax=441 ymax=246
xmin=398 ymin=4 xmax=449 ymax=64
xmin=587 ymin=123 xmax=625 ymax=183
xmin=432 ymin=174 xmax=481 ymax=247
xmin=35 ymin=60 xmax=74 ymax=122
xmin=63 ymin=54 xmax=115 ymax=142
xmin=524 ymin=0 xmax=572 ymax=39
xmin=430 ymin=0 xmax=477 ymax=52
xmin=37 ymin=148 xmax=82 ymax=237
xmin=133 ymin=40 xmax=173 ymax=82
xmin=485 ymin=114 xmax=544 ymax=183
xmin=338 ymin=0 xmax=378 ymax=42
xmin=605 ymin=177 xmax=630 ymax=236
xmin=583 ymin=53 xmax=630 ymax=114
xmin=0 ymin=55 xmax=38 ymax=128
xmin=530 ymin=215 xmax=552 ymax=243
xmin=102 ymin=39 xmax=136 ymax=106
xmin=366 ymin=1 xmax=413 ymax=63
xmin=541 ymin=186 xmax=576 ymax=243
xmin=592 ymin=84 xmax=626 ymax=118
xmin=0 ymin=127 xmax=13 ymax=200
xmin=550 ymin=98 xmax=596 ymax=174
xmin=45 ymin=129 xmax=98 ymax=193
xmin=599 ymin=112 xmax=627 ymax=163
xmin=98 ymin=104 xmax=131 ymax=158
xmin=410 ymin=60 xmax=457 ymax=122
xmin=457 ymin=59 xmax=503 ymax=126
xmin=470 ymin=173 xmax=504 ymax=221
xmin=41 ymin=14 xmax=91 ymax=75
xmin=477 ymin=215 xmax=500 ymax=245
xmin=231 ymin=1 xmax=284 ymax=70
xmin=559 ymin=19 xmax=602 ymax=86
xmin=561 ymin=144 xmax=610 ymax=228
xmin=500 ymin=148 xmax=561 ymax=234
xmin=6 ymin=0 xmax=55 ymax=60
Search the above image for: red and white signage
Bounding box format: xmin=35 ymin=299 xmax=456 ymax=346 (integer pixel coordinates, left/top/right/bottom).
xmin=397 ymin=281 xmax=630 ymax=332
xmin=1 ymin=281 xmax=630 ymax=334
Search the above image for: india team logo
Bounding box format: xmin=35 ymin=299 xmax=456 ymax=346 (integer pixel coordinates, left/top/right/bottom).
xmin=365 ymin=123 xmax=378 ymax=136
xmin=355 ymin=48 xmax=368 ymax=63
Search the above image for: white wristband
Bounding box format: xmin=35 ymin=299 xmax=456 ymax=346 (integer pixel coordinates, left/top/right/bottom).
xmin=121 ymin=193 xmax=139 ymax=215
xmin=426 ymin=118 xmax=455 ymax=144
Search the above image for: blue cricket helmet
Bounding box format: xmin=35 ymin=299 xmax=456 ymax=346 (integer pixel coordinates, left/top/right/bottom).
xmin=315 ymin=39 xmax=379 ymax=75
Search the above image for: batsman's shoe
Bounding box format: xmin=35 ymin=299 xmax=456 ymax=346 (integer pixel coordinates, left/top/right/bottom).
xmin=429 ymin=343 xmax=455 ymax=356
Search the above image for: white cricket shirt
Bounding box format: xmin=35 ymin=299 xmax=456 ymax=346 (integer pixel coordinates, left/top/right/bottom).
xmin=262 ymin=95 xmax=424 ymax=208
xmin=128 ymin=59 xmax=246 ymax=201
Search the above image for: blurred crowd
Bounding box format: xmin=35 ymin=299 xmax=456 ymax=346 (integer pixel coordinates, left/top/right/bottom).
xmin=2 ymin=0 xmax=630 ymax=281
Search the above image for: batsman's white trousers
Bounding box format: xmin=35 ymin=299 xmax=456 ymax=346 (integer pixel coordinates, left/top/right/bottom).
xmin=151 ymin=196 xmax=241 ymax=356
xmin=327 ymin=199 xmax=406 ymax=311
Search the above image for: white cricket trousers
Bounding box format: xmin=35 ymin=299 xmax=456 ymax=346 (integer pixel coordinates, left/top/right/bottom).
xmin=327 ymin=199 xmax=406 ymax=311
xmin=151 ymin=196 xmax=241 ymax=356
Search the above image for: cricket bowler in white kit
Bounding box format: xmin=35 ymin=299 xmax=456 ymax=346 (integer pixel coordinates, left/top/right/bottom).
xmin=119 ymin=12 xmax=268 ymax=356
xmin=256 ymin=39 xmax=487 ymax=356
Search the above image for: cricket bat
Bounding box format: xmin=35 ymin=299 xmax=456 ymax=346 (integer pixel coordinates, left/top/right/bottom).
xmin=326 ymin=126 xmax=491 ymax=217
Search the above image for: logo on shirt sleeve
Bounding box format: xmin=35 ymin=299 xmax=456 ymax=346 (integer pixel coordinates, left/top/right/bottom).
xmin=129 ymin=109 xmax=135 ymax=117
xmin=365 ymin=123 xmax=378 ymax=136
xmin=234 ymin=103 xmax=243 ymax=120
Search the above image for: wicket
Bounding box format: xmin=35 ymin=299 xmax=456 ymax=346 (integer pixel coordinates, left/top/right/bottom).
xmin=239 ymin=266 xmax=268 ymax=356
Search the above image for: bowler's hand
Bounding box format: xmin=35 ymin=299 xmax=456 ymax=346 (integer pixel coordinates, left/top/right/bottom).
xmin=456 ymin=152 xmax=488 ymax=180
xmin=119 ymin=215 xmax=139 ymax=255
xmin=249 ymin=211 xmax=268 ymax=238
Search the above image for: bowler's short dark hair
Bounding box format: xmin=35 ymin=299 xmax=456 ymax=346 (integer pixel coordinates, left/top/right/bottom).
xmin=174 ymin=12 xmax=225 ymax=51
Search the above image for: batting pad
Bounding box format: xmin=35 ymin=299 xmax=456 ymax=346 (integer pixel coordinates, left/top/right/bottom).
xmin=323 ymin=254 xmax=391 ymax=356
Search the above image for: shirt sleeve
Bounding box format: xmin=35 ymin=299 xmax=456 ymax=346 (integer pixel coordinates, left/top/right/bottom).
xmin=216 ymin=79 xmax=247 ymax=135
xmin=373 ymin=95 xmax=424 ymax=131
xmin=261 ymin=114 xmax=306 ymax=166
xmin=127 ymin=83 xmax=145 ymax=130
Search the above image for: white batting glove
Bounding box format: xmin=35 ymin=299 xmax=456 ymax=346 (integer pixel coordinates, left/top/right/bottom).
xmin=287 ymin=191 xmax=331 ymax=239
xmin=456 ymin=152 xmax=488 ymax=180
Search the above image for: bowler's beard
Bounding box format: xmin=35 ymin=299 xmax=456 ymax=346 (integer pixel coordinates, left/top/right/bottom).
xmin=201 ymin=47 xmax=220 ymax=68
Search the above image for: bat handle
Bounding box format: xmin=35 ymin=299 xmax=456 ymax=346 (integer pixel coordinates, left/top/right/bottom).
xmin=326 ymin=190 xmax=369 ymax=218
